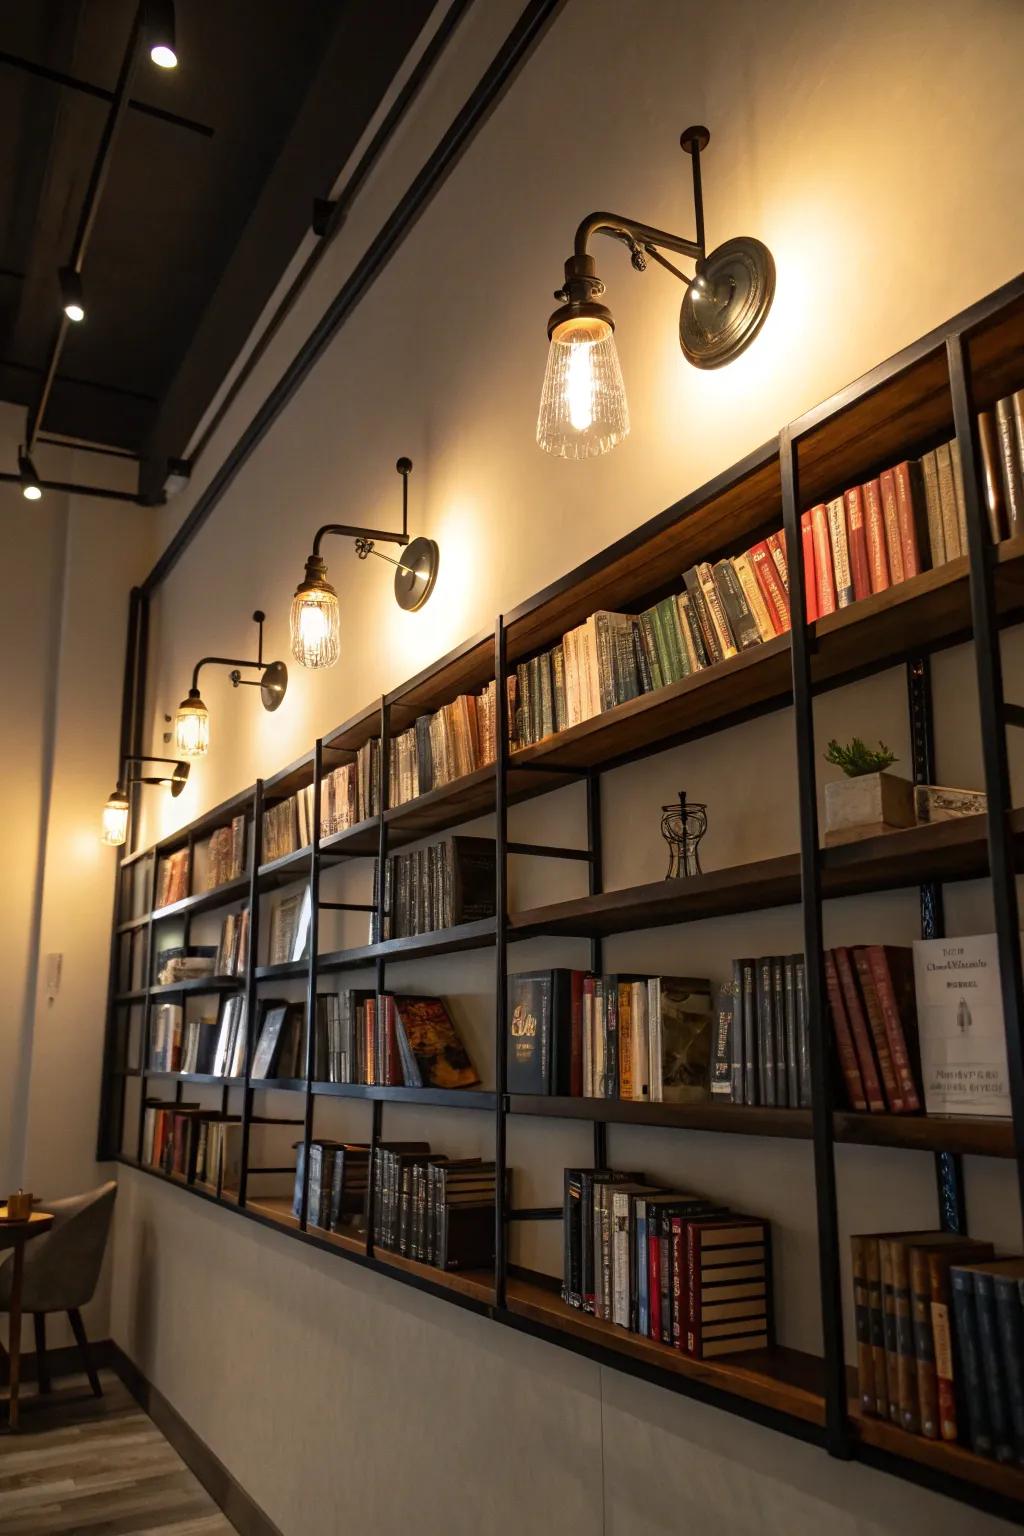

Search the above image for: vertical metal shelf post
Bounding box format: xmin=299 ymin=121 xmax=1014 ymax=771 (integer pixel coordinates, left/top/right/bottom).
xmin=494 ymin=618 xmax=510 ymax=1308
xmin=779 ymin=425 xmax=849 ymax=1457
xmin=298 ymin=744 xmax=324 ymax=1230
xmin=587 ymin=769 xmax=607 ymax=1170
xmin=238 ymin=783 xmax=264 ymax=1209
xmin=948 ymin=331 xmax=1024 ymax=1228
xmin=907 ymin=656 xmax=966 ymax=1234
xmin=366 ymin=700 xmax=390 ymax=1258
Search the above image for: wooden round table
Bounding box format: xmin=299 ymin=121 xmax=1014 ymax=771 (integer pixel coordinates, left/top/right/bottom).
xmin=0 ymin=1210 xmax=53 ymax=1431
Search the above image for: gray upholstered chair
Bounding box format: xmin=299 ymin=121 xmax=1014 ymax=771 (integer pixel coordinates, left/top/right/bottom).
xmin=0 ymin=1181 xmax=117 ymax=1397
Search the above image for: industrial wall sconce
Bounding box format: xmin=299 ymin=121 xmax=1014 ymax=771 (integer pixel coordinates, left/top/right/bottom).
xmin=101 ymin=755 xmax=189 ymax=847
xmin=290 ymin=457 xmax=438 ymax=671
xmin=175 ymin=610 xmax=288 ymax=759
xmin=18 ymin=449 xmax=42 ymax=501
xmin=536 ymin=125 xmax=776 ymax=459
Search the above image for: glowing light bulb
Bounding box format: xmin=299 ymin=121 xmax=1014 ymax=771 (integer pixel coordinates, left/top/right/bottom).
xmin=151 ymin=43 xmax=177 ymax=67
xmin=290 ymin=561 xmax=340 ymax=669
xmin=536 ymin=316 xmax=629 ymax=459
xmin=101 ymin=789 xmax=130 ymax=847
xmin=174 ymin=690 xmax=210 ymax=757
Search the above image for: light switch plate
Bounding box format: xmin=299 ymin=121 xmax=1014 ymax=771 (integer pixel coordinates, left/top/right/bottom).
xmin=44 ymin=952 xmax=62 ymax=1000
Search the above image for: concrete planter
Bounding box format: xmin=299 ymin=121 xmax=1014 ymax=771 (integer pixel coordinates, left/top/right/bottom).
xmin=823 ymin=770 xmax=915 ymax=845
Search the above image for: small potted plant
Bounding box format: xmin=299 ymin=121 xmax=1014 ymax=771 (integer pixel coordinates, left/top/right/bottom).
xmin=822 ymin=737 xmax=914 ymax=844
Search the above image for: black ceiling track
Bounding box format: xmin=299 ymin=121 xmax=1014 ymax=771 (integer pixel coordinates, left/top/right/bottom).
xmin=142 ymin=0 xmax=569 ymax=593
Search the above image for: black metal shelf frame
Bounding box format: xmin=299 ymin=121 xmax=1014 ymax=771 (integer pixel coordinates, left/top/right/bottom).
xmin=97 ymin=274 xmax=1024 ymax=1521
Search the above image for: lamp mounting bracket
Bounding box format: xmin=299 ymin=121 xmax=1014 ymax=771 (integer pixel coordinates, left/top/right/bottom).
xmin=557 ymin=125 xmax=776 ymax=369
xmin=188 ymin=609 xmax=288 ymax=713
xmin=310 ymin=457 xmax=413 ymax=558
xmin=118 ymin=754 xmax=190 ymax=798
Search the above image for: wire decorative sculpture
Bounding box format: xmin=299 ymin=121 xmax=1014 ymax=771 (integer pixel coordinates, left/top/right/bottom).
xmin=660 ymin=790 xmax=708 ymax=879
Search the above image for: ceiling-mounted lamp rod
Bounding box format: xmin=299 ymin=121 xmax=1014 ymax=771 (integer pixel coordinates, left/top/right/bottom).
xmin=0 ymin=49 xmax=212 ymax=136
xmin=0 ymin=471 xmax=148 ymax=506
xmin=26 ymin=5 xmax=146 ymax=452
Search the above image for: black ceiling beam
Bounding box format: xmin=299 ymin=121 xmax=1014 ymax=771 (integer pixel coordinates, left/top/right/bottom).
xmin=0 ymin=471 xmax=148 ymax=505
xmin=0 ymin=49 xmax=214 ymax=138
xmin=26 ymin=5 xmax=145 ymax=453
xmin=142 ymin=0 xmax=568 ymax=591
xmin=2 ymin=355 xmax=157 ymax=404
xmin=181 ymin=0 xmax=475 ymax=477
xmin=37 ymin=435 xmax=141 ymax=462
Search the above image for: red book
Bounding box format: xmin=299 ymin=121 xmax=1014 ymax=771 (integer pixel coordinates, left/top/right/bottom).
xmin=864 ymin=946 xmax=922 ymax=1112
xmin=749 ymin=541 xmax=791 ymax=633
xmin=800 ymin=511 xmax=818 ymax=623
xmin=824 ymin=951 xmax=868 ymax=1110
xmin=767 ymin=530 xmax=789 ymax=592
xmin=843 ymin=487 xmax=872 ymax=602
xmin=862 ymin=479 xmax=891 ymax=593
xmin=570 ymin=971 xmax=584 ymax=1098
xmin=832 ymin=947 xmax=885 ymax=1111
xmin=670 ymin=1215 xmax=686 ymax=1349
xmin=893 ymin=461 xmax=928 ymax=580
xmin=879 ymin=469 xmax=905 ymax=584
xmin=852 ymin=949 xmax=904 ymax=1111
xmin=649 ymin=1225 xmax=662 ymax=1341
xmin=810 ymin=503 xmax=836 ymax=616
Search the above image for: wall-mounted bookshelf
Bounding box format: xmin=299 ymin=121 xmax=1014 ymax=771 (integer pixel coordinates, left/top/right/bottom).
xmin=99 ymin=273 xmax=1024 ymax=1522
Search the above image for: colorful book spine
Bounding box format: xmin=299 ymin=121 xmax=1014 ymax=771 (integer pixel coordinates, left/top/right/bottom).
xmin=843 ymin=486 xmax=872 ymax=601
xmin=800 ymin=511 xmax=819 ymax=623
xmin=862 ymin=478 xmax=890 ymax=593
xmin=810 ymin=503 xmax=836 ymax=615
xmin=879 ymin=469 xmax=905 ymax=584
xmin=826 ymin=496 xmax=854 ymax=606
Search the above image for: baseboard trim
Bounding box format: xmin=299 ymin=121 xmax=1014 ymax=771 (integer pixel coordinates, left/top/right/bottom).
xmin=107 ymin=1342 xmax=282 ymax=1536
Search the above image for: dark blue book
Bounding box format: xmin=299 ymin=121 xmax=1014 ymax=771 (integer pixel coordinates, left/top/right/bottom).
xmin=951 ymin=1266 xmax=993 ymax=1457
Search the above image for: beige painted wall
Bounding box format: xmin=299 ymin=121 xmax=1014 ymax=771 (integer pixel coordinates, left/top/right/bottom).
xmin=103 ymin=0 xmax=1024 ymax=1531
xmin=0 ymin=405 xmax=155 ymax=1345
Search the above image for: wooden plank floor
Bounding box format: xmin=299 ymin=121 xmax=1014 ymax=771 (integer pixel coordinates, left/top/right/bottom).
xmin=0 ymin=1371 xmax=237 ymax=1534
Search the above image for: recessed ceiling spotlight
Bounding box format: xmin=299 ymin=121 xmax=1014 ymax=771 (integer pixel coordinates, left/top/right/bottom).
xmin=18 ymin=449 xmax=42 ymax=501
xmin=147 ymin=0 xmax=178 ymax=68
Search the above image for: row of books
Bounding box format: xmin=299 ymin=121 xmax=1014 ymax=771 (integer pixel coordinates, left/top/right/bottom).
xmin=802 ymin=451 xmax=960 ymax=621
xmin=509 ymin=539 xmax=791 ymax=751
xmin=215 ymin=909 xmax=250 ymax=978
xmin=713 ymin=955 xmax=811 ymax=1108
xmin=291 ymin=1140 xmax=370 ymax=1231
xmin=371 ymin=1144 xmax=498 ymax=1271
xmin=388 ymin=682 xmax=497 ymax=808
xmin=142 ymin=1104 xmax=247 ymax=1192
xmin=196 ymin=815 xmax=247 ymax=891
xmin=852 ymin=1231 xmax=1024 ymax=1464
xmin=562 ymin=1168 xmax=771 ymax=1359
xmin=155 ymin=848 xmax=190 ymax=908
xmin=262 ymin=742 xmax=381 ymax=861
xmin=982 ymin=392 xmax=1024 ymax=543
xmin=266 ymin=889 xmax=312 ymax=966
xmin=148 ymin=996 xmax=247 ymax=1077
xmin=315 ymin=991 xmax=478 ymax=1089
xmin=371 ymin=835 xmax=496 ymax=940
xmin=507 ymin=970 xmax=712 ymax=1101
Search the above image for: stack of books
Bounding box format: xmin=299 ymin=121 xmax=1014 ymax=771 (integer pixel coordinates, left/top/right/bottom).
xmin=155 ymin=848 xmax=190 ymax=907
xmin=388 ymin=682 xmax=498 ymax=807
xmin=214 ymin=911 xmax=249 ymax=977
xmin=562 ymin=1168 xmax=772 ymax=1358
xmin=155 ymin=945 xmax=217 ymax=985
xmin=507 ymin=970 xmax=712 ymax=1101
xmin=315 ymin=992 xmax=478 ymax=1090
xmin=291 ymin=1140 xmax=371 ymax=1231
xmin=372 ymin=835 xmax=496 ymax=940
xmin=197 ymin=815 xmax=246 ymax=890
xmin=371 ymin=1144 xmax=498 ymax=1271
xmin=851 ymin=1232 xmax=1024 ymax=1463
xmin=509 ymin=533 xmax=791 ymax=749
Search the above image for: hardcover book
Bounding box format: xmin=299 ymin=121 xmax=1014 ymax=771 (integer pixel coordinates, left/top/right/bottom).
xmin=392 ymin=995 xmax=479 ymax=1089
xmin=912 ymin=934 xmax=1011 ymax=1116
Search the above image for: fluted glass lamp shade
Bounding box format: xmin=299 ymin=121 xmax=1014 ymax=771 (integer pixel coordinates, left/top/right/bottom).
xmin=536 ymin=315 xmax=629 ymax=459
xmin=101 ymin=789 xmax=130 ymax=847
xmin=174 ymin=689 xmax=210 ymax=757
xmin=290 ymin=557 xmax=341 ymax=670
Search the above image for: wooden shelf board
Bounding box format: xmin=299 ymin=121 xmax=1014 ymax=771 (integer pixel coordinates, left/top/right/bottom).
xmin=510 ymin=809 xmax=1018 ymax=943
xmin=154 ymin=787 xmax=253 ymax=854
xmin=114 ymin=988 xmax=147 ymax=1004
xmin=510 ymin=1097 xmax=1011 ymax=1157
xmin=254 ymin=959 xmax=308 ymax=982
xmin=144 ymin=1071 xmax=244 ymax=1086
xmin=319 ymin=816 xmax=380 ymax=858
xmin=148 ymin=977 xmax=244 ymax=996
xmin=152 ymin=875 xmax=250 ymax=922
xmin=246 ymin=1196 xmax=366 ymax=1255
xmin=375 ymin=1247 xmax=495 ymax=1305
xmin=386 ymin=628 xmax=494 ymax=721
xmin=116 ymin=912 xmax=150 ymax=934
xmin=310 ymin=1083 xmax=497 ymax=1111
xmin=318 ymin=917 xmax=497 ymax=972
xmin=504 ymin=1275 xmax=824 ymax=1426
xmin=853 ymin=1404 xmax=1024 ymax=1503
xmin=256 ymin=846 xmax=312 ymax=888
